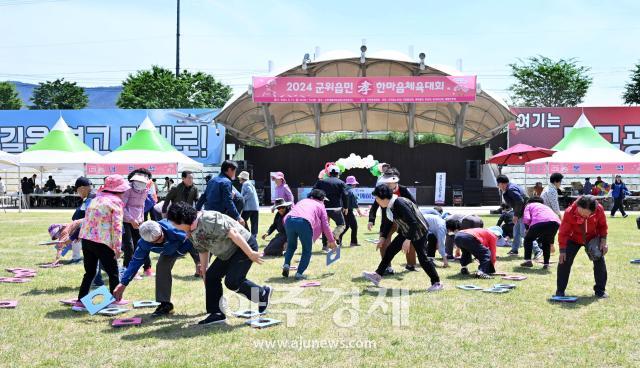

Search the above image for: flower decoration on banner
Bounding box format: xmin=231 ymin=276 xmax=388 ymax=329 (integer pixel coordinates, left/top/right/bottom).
xmin=318 ymin=154 xmax=387 ymax=179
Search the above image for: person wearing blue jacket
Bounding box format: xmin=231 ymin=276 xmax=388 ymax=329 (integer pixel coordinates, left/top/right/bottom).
xmin=239 ymin=171 xmax=260 ymax=236
xmin=196 ymin=160 xmax=245 ymax=226
xmin=113 ymin=219 xmax=191 ymax=317
xmin=610 ymin=175 xmax=630 ymax=218
xmin=497 ymin=175 xmax=541 ymax=259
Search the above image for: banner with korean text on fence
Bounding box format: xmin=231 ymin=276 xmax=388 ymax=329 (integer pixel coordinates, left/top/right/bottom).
xmin=252 ymin=76 xmax=477 ymax=103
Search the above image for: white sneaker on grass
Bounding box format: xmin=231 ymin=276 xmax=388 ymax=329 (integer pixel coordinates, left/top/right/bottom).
xmin=427 ymin=282 xmax=444 ymax=292
xmin=362 ymin=271 xmax=382 ymax=287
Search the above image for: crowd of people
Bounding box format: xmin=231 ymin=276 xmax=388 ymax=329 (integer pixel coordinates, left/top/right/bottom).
xmin=44 ymin=160 xmax=615 ymax=327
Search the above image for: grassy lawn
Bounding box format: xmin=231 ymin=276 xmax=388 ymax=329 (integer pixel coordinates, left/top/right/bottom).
xmin=1 ymin=211 xmax=639 ymax=367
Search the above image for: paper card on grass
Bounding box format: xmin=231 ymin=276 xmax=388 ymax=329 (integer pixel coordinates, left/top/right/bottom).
xmin=490 ymin=272 xmax=508 ymax=276
xmin=80 ymin=286 xmax=116 ymax=315
xmin=39 ymin=263 xmax=62 ymax=269
xmin=232 ymin=310 xmax=263 ymax=319
xmin=39 ymin=241 xmax=63 ymax=246
xmin=132 ymin=300 xmax=160 ymax=309
xmin=630 ymin=259 xmax=640 ymax=264
xmin=0 ymin=277 xmax=30 ymax=283
xmin=300 ymin=281 xmax=321 ymax=288
xmin=493 ymin=284 xmax=516 ymax=290
xmin=549 ymin=295 xmax=578 ymax=303
xmin=112 ymin=318 xmax=142 ymax=327
xmin=456 ymin=285 xmax=483 ymax=291
xmin=0 ymin=300 xmax=18 ymax=308
xmin=482 ymin=287 xmax=510 ymax=294
xmin=502 ymin=275 xmax=527 ymax=281
xmin=12 ymin=272 xmax=36 ymax=278
xmin=246 ymin=318 xmax=281 ymax=329
xmin=365 ymin=238 xmax=379 ymax=244
xmin=97 ymin=307 xmax=129 ymax=316
xmin=6 ymin=268 xmax=36 ymax=273
xmin=326 ymin=246 xmax=341 ymax=266
xmin=289 ymin=265 xmax=298 ymax=271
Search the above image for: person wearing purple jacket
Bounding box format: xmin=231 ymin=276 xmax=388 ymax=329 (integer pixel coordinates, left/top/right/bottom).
xmin=282 ymin=189 xmax=337 ymax=280
xmin=521 ymin=197 xmax=561 ymax=269
xmin=272 ymin=172 xmax=295 ymax=206
xmin=121 ymin=170 xmax=153 ymax=277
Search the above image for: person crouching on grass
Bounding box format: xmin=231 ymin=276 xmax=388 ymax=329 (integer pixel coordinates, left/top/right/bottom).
xmin=72 ymin=175 xmax=130 ymax=311
xmin=362 ymin=184 xmax=443 ymax=292
xmin=555 ymin=195 xmax=609 ymax=299
xmin=167 ymin=202 xmax=273 ymax=326
xmin=446 ymin=220 xmax=498 ymax=279
xmin=113 ymin=217 xmax=192 ymax=317
xmin=282 ymin=189 xmax=337 ymax=280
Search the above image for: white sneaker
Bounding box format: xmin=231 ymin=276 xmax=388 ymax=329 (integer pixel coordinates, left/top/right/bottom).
xmin=362 ymin=271 xmax=382 ymax=287
xmin=427 ymin=282 xmax=444 ymax=292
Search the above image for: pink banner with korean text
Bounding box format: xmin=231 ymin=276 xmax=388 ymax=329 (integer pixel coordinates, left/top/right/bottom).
xmin=526 ymin=162 xmax=640 ymax=175
xmin=252 ymin=76 xmax=477 ymax=103
xmin=85 ymin=163 xmax=178 ymax=176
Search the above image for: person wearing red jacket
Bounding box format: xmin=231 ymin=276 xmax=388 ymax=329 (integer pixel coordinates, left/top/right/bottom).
xmin=556 ymin=195 xmax=609 ymax=298
xmin=447 ymin=221 xmax=497 ymax=279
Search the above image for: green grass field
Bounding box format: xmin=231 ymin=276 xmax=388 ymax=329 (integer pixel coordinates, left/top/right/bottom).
xmin=1 ymin=211 xmax=639 ymax=367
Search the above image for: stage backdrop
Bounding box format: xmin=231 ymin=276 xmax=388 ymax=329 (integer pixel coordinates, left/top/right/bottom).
xmin=0 ymin=108 xmax=224 ymax=164
xmin=509 ymin=107 xmax=640 ymax=154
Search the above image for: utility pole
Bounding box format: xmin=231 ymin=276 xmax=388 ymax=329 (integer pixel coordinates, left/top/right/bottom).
xmin=176 ymin=0 xmax=180 ymax=77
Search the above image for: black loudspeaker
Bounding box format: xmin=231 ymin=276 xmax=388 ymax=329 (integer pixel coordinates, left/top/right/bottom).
xmin=465 ymin=160 xmax=482 ymax=180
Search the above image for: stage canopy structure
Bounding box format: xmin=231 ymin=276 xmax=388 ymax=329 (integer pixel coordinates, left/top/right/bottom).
xmin=214 ymin=46 xmax=515 ymax=148
xmin=99 ymin=117 xmax=203 ymax=173
xmin=526 ymin=113 xmax=638 ymax=175
xmin=18 ymin=117 xmax=104 ymax=170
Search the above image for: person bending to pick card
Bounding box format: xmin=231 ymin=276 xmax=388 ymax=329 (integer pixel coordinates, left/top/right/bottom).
xmin=555 ymin=195 xmax=609 ymax=299
xmin=113 ymin=216 xmax=192 ymax=317
xmin=520 ymin=197 xmax=560 ymax=269
xmin=362 ymin=184 xmax=443 ymax=292
xmin=168 ymin=202 xmax=273 ymax=326
xmin=446 ymin=220 xmax=497 ymax=279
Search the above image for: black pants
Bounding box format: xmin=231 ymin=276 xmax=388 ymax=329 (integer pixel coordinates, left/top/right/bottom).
xmin=426 ymin=233 xmax=439 ymax=258
xmin=501 ymin=223 xmax=514 ymax=238
xmin=454 ymin=232 xmax=495 ymax=274
xmin=611 ymin=197 xmax=626 ymax=217
xmin=188 ymin=247 xmax=200 ymax=266
xmin=122 ymin=222 xmax=151 ymax=270
xmin=322 ymin=209 xmax=345 ymax=246
xmin=205 ymin=236 xmax=264 ymax=314
xmin=445 ymin=217 xmax=484 ymax=256
xmin=339 ymin=210 xmax=358 ymax=245
xmin=241 ymin=210 xmax=259 ymax=236
xmin=556 ymin=239 xmax=607 ymax=296
xmin=375 ymin=233 xmax=440 ymax=285
xmin=524 ymin=221 xmax=560 ymax=263
xmin=78 ymin=239 xmax=120 ymax=299
xmin=263 ymin=233 xmax=287 ymax=256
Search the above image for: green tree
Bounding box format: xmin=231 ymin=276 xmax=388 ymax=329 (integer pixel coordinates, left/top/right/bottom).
xmin=117 ymin=66 xmax=233 ymax=109
xmin=30 ymin=78 xmax=88 ymax=109
xmin=623 ymin=61 xmax=640 ymax=105
xmin=0 ymin=82 xmax=22 ymax=109
xmin=508 ymin=56 xmax=592 ymax=107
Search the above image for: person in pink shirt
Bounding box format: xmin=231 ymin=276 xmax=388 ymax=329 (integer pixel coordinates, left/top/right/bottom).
xmin=272 ymin=172 xmax=294 ymax=206
xmin=121 ymin=169 xmax=153 ymax=277
xmin=521 ymin=197 xmax=561 ymax=269
xmin=282 ymin=189 xmax=337 ymax=280
xmin=73 ymin=175 xmax=130 ymax=310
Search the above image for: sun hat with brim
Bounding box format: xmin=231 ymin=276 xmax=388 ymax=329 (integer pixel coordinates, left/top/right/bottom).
xmin=488 ymin=226 xmax=504 ymax=238
xmin=272 ymin=197 xmax=293 ymax=210
xmin=130 ymin=174 xmax=149 ymax=183
xmin=378 ymin=174 xmax=400 ymax=184
xmin=238 ymin=171 xmax=250 ymax=181
xmin=100 ymin=174 xmax=130 ymax=193
xmin=48 ymin=224 xmax=64 ymax=240
xmin=271 ymin=172 xmax=285 ymax=180
xmin=345 ymin=176 xmax=359 ymax=185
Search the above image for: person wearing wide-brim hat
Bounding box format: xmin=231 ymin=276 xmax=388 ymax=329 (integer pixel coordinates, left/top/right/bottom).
xmin=340 ymin=176 xmax=365 ymax=247
xmin=262 ymin=198 xmax=292 ymax=256
xmin=368 ymin=168 xmax=418 ymax=273
xmin=70 ymin=174 xmax=130 ymax=311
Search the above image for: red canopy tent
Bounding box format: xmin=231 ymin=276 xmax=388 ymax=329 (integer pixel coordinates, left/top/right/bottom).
xmin=488 ymin=143 xmax=556 ymax=165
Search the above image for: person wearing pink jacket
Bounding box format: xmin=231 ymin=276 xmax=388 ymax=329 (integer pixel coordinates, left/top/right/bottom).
xmin=282 ymin=189 xmax=337 ymax=280
xmin=521 ymin=198 xmax=561 ymax=269
xmin=121 ymin=169 xmax=152 ymax=277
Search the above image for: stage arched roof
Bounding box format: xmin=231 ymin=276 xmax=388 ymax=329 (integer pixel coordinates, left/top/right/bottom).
xmin=215 ymin=48 xmax=515 ymax=147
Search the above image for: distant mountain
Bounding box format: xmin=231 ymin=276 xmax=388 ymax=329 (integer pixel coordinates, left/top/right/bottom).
xmin=9 ymin=81 xmax=122 ymax=109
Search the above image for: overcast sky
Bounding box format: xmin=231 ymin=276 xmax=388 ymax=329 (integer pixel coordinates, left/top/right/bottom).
xmin=1 ymin=0 xmax=638 ymax=105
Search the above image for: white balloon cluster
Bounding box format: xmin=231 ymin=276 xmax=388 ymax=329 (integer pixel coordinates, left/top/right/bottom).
xmin=335 ymin=153 xmax=377 ymax=171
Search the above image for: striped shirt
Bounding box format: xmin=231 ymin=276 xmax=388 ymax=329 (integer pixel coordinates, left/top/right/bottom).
xmin=541 ymin=184 xmax=561 ymax=215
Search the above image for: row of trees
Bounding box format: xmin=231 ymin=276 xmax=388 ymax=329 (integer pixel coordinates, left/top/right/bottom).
xmin=0 ymin=66 xmax=232 ymax=110
xmin=1 ymin=58 xmax=640 ymax=110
